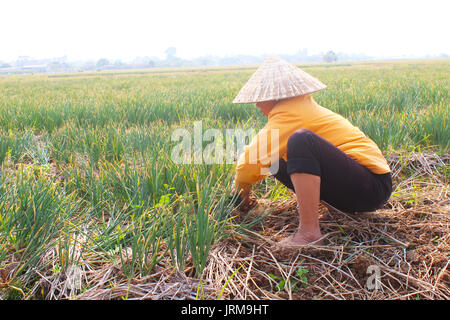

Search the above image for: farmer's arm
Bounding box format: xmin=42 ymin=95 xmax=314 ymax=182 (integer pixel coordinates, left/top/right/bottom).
xmin=234 ymin=110 xmax=301 ymax=198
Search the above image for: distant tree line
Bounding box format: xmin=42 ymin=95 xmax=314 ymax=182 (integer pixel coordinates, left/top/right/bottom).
xmin=1 ymin=49 xmax=448 ymax=75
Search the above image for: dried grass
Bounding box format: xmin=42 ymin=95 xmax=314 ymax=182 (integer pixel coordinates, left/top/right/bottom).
xmin=10 ymin=151 xmax=450 ymax=300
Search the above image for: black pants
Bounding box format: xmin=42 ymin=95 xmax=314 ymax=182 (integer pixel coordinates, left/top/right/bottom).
xmin=271 ymin=129 xmax=392 ymax=213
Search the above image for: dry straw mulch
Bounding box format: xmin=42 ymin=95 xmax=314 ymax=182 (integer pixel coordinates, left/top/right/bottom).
xmin=27 ymin=151 xmax=450 ymax=300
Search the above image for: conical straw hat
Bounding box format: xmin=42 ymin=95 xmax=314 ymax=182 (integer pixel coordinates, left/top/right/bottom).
xmin=233 ymin=55 xmax=326 ymax=104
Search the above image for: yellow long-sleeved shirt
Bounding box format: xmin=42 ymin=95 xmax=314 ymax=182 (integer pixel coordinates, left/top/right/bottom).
xmin=234 ymin=94 xmax=391 ymax=192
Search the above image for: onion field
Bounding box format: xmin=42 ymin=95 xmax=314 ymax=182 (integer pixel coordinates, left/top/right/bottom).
xmin=0 ymin=59 xmax=448 ymax=300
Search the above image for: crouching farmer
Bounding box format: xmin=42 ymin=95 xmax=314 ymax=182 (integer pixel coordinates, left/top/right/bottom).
xmin=232 ymin=56 xmax=392 ymax=247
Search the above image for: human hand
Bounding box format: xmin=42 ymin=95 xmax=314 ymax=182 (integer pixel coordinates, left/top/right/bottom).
xmin=236 ymin=189 xmax=257 ymax=213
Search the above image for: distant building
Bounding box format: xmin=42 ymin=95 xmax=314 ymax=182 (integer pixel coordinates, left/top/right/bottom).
xmin=21 ymin=64 xmax=47 ymax=73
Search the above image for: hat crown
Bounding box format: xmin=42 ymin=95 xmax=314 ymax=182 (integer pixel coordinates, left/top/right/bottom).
xmin=233 ymin=55 xmax=326 ymax=104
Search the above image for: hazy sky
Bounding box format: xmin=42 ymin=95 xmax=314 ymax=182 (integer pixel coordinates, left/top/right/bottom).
xmin=1 ymin=0 xmax=449 ymax=61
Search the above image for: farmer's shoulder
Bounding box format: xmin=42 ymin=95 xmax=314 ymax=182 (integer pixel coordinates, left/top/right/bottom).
xmin=269 ymin=95 xmax=323 ymax=124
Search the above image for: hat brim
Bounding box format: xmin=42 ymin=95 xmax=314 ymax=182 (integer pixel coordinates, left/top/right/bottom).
xmin=232 ymin=55 xmax=327 ymax=105
xmin=232 ymin=86 xmax=327 ymax=104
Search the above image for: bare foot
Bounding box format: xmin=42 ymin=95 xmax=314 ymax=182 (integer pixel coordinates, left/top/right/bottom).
xmin=277 ymin=231 xmax=325 ymax=248
xmin=290 ymin=230 xmax=324 ymax=245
